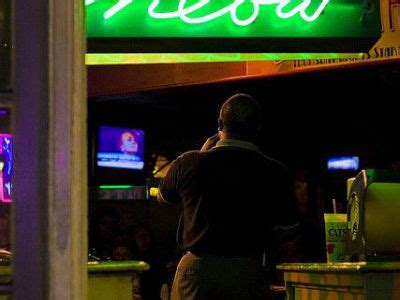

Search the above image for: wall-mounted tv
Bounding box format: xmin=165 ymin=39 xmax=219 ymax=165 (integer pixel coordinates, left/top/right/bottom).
xmin=327 ymin=156 xmax=360 ymax=171
xmin=97 ymin=126 xmax=145 ymax=170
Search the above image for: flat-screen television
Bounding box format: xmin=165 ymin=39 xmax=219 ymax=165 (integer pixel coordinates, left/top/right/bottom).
xmin=327 ymin=156 xmax=360 ymax=171
xmin=97 ymin=126 xmax=145 ymax=170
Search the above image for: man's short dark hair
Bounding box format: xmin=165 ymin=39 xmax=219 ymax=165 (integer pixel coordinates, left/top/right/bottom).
xmin=219 ymin=93 xmax=261 ymax=140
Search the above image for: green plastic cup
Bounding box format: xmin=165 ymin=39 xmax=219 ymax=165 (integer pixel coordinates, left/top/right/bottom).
xmin=324 ymin=214 xmax=348 ymax=263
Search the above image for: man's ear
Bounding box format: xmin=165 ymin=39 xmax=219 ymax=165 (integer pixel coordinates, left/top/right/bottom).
xmin=218 ymin=118 xmax=224 ymax=131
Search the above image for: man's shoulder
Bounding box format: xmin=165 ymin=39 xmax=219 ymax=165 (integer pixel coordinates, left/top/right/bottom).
xmin=176 ymin=150 xmax=201 ymax=163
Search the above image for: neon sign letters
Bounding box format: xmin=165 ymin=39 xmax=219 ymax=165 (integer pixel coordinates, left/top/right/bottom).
xmin=86 ymin=0 xmax=330 ymax=24
xmin=86 ymin=0 xmax=381 ymax=54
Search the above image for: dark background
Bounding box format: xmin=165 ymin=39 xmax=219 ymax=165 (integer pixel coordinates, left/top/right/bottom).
xmin=89 ymin=61 xmax=400 ymax=202
xmin=88 ymin=60 xmax=400 ymax=263
xmin=0 ymin=0 xmax=11 ymax=92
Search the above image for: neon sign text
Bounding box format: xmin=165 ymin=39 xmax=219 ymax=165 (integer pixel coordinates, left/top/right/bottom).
xmin=150 ymin=0 xmax=330 ymax=24
xmin=87 ymin=0 xmax=330 ymax=24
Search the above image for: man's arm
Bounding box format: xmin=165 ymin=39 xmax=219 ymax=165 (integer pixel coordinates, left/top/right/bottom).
xmin=158 ymin=135 xmax=210 ymax=204
xmin=157 ymin=158 xmax=181 ymax=205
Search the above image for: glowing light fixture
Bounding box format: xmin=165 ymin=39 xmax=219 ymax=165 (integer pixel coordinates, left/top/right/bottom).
xmin=99 ymin=185 xmax=135 ymax=189
xmin=327 ymin=157 xmax=360 ymax=171
xmin=85 ymin=53 xmax=362 ymax=65
xmin=149 ymin=187 xmax=159 ymax=197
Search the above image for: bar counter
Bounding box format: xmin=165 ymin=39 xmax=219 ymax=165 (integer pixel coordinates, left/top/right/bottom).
xmin=277 ymin=262 xmax=400 ymax=299
xmin=0 ymin=260 xmax=149 ymax=300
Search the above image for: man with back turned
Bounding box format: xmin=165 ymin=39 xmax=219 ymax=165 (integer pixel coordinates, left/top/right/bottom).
xmin=157 ymin=93 xmax=299 ymax=300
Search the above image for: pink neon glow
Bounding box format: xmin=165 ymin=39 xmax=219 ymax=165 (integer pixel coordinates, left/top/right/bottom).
xmin=0 ymin=133 xmax=13 ymax=203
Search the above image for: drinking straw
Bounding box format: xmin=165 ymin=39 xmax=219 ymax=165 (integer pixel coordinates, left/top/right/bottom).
xmin=332 ymin=198 xmax=337 ymax=214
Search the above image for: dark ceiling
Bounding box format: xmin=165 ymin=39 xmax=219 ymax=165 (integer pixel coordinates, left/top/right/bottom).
xmin=90 ymin=60 xmax=400 ymax=168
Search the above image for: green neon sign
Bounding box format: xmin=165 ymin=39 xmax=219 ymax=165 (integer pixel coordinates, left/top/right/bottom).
xmin=99 ymin=185 xmax=135 ymax=189
xmin=86 ymin=0 xmax=381 ymax=53
xmin=87 ymin=0 xmax=329 ymax=24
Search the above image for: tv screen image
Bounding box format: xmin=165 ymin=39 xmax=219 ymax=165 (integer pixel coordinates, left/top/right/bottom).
xmin=327 ymin=156 xmax=360 ymax=171
xmin=0 ymin=133 xmax=13 ymax=203
xmin=97 ymin=126 xmax=145 ymax=170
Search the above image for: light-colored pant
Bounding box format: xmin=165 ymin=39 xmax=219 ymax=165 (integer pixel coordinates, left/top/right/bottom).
xmin=171 ymin=252 xmax=266 ymax=300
